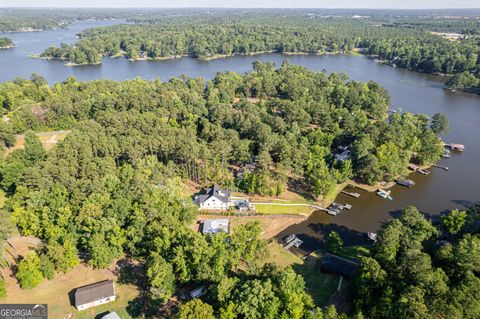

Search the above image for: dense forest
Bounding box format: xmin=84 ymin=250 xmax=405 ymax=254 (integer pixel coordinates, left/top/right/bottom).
xmin=0 ymin=55 xmax=472 ymax=319
xmin=0 ymin=64 xmax=445 ymax=198
xmin=354 ymin=204 xmax=480 ymax=319
xmin=0 ymin=37 xmax=13 ymax=49
xmin=446 ymin=72 xmax=480 ymax=94
xmin=39 ymin=14 xmax=479 ymax=80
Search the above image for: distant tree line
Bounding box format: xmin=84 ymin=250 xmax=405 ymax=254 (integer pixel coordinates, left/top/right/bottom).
xmin=39 ymin=14 xmax=479 ymax=87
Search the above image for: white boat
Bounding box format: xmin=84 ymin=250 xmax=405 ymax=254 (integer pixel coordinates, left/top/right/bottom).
xmin=441 ymin=149 xmax=451 ymax=159
xmin=367 ymin=232 xmax=377 ymax=242
xmin=377 ymin=189 xmax=393 ymax=200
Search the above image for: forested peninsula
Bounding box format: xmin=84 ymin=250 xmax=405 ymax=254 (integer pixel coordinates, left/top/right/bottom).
xmin=0 ymin=37 xmax=14 ymax=49
xmin=37 ymin=14 xmax=480 ymax=93
xmin=0 ymin=58 xmax=469 ymax=317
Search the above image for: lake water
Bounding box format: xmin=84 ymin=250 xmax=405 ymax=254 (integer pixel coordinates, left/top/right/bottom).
xmin=1 ymin=20 xmax=479 ymax=249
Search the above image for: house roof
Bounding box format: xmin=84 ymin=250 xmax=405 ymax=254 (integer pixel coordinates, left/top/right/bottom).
xmin=321 ymin=253 xmax=359 ymax=277
xmin=74 ymin=280 xmax=115 ymax=307
xmin=203 ymin=219 xmax=230 ymax=234
xmin=196 ymin=184 xmax=231 ymax=205
xmin=101 ymin=312 xmax=122 ymax=319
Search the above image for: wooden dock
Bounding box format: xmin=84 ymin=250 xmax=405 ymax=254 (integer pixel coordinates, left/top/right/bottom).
xmin=285 ymin=238 xmax=303 ymax=250
xmin=319 ymin=207 xmax=340 ymax=216
xmin=341 ymin=190 xmax=360 ymax=198
xmin=408 ymin=164 xmax=430 ymax=175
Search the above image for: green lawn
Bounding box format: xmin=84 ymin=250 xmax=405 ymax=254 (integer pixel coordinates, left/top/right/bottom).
xmin=254 ymin=204 xmax=313 ymax=215
xmin=264 ymin=242 xmax=304 ymax=267
xmin=76 ymin=284 xmax=138 ymax=319
xmin=295 ymin=254 xmax=340 ymax=306
xmin=263 ymin=243 xmax=340 ymax=306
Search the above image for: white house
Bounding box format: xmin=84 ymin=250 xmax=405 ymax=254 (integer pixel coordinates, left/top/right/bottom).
xmin=74 ymin=280 xmax=116 ymax=311
xmin=194 ymin=184 xmax=231 ymax=210
xmin=194 ymin=184 xmax=256 ymax=211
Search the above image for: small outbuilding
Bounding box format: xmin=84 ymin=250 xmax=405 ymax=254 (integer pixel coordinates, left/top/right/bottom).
xmin=190 ymin=286 xmax=206 ymax=299
xmin=202 ymin=219 xmax=230 ymax=235
xmin=101 ymin=312 xmax=122 ymax=319
xmin=321 ymin=253 xmax=359 ymax=277
xmin=74 ymin=280 xmax=116 ymax=311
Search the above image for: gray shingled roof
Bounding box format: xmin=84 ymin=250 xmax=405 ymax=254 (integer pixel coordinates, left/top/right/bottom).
xmin=196 ymin=184 xmax=231 ymax=204
xmin=74 ymin=280 xmax=115 ymax=307
xmin=101 ymin=312 xmax=122 ymax=319
xmin=321 ymin=253 xmax=359 ymax=277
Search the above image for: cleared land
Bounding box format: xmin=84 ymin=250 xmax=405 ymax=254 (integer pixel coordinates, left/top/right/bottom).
xmin=3 ymin=130 xmax=70 ymax=157
xmin=1 ymin=236 xmax=138 ymax=319
xmin=253 ymin=203 xmax=315 ymax=215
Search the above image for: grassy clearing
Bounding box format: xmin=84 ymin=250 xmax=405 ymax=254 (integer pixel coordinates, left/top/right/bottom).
xmin=253 ymin=204 xmax=313 ymax=215
xmin=263 ymin=242 xmax=340 ymax=306
xmin=4 ymin=130 xmax=70 ymax=157
xmin=76 ymin=284 xmax=138 ymax=319
xmin=296 ymin=255 xmax=339 ymax=306
xmin=263 ymin=242 xmax=304 ymax=268
xmin=2 ymin=236 xmax=139 ymax=319
xmin=0 ymin=190 xmax=6 ymax=208
xmin=3 ymin=259 xmax=139 ymax=319
xmin=340 ymin=245 xmax=371 ymax=260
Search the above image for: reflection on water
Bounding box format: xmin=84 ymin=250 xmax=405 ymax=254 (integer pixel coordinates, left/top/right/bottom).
xmin=1 ymin=20 xmax=480 ymax=247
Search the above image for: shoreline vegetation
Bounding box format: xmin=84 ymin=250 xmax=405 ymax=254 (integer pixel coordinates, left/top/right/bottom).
xmin=29 ymin=48 xmax=376 ymax=68
xmin=35 ymin=14 xmax=479 ymax=94
xmin=0 ymin=37 xmax=15 ymax=50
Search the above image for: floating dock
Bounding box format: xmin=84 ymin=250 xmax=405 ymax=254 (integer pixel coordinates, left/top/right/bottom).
xmin=396 ymin=179 xmax=415 ymax=187
xmin=320 ymin=207 xmax=340 ymax=216
xmin=341 ymin=190 xmax=361 ymax=198
xmin=408 ymin=164 xmax=430 ymax=175
xmin=285 ymin=237 xmax=303 ymax=250
xmin=284 ymin=234 xmax=297 ymax=244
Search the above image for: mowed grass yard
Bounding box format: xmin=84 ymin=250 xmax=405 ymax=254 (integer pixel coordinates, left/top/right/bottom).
xmin=263 ymin=242 xmax=339 ymax=306
xmin=3 ymin=261 xmax=138 ymax=319
xmin=2 ymin=236 xmax=139 ymax=319
xmin=253 ymin=203 xmax=314 ymax=215
xmin=250 ymin=192 xmax=315 ymax=215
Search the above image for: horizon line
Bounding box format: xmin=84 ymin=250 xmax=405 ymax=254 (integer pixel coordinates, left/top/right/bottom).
xmin=1 ymin=6 xmax=480 ymax=10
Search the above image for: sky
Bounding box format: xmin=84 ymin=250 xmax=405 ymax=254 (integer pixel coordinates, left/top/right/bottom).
xmin=1 ymin=0 xmax=479 ymax=9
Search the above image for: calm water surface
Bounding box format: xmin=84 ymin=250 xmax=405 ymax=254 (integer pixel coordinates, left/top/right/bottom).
xmin=1 ymin=20 xmax=479 ymax=249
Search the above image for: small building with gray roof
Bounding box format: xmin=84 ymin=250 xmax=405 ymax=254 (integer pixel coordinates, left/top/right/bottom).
xmin=74 ymin=280 xmax=116 ymax=311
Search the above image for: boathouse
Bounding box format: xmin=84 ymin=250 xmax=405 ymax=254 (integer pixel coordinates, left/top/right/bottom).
xmin=321 ymin=253 xmax=359 ymax=277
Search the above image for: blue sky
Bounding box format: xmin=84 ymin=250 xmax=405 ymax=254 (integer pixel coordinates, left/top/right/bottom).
xmin=1 ymin=0 xmax=479 ymax=8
